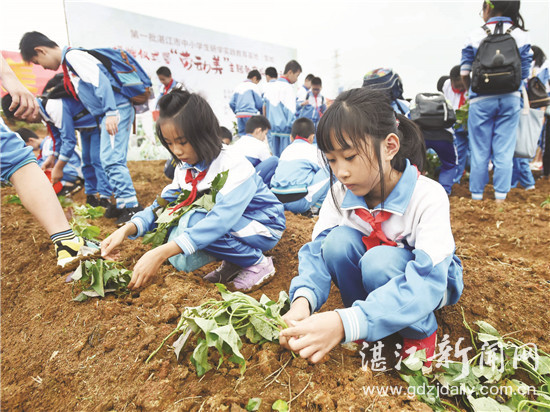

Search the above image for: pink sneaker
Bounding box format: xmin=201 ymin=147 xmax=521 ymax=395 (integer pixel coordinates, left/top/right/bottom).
xmin=401 ymin=330 xmax=437 ymax=374
xmin=231 ymin=257 xmax=275 ymax=292
xmin=203 ymin=261 xmax=241 ymax=284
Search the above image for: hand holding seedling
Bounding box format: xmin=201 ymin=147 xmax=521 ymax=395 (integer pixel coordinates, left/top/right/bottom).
xmin=279 ymin=297 xmax=311 ymax=349
xmin=279 ymin=311 xmax=345 ymax=364
xmin=128 ymin=240 xmax=182 ymax=289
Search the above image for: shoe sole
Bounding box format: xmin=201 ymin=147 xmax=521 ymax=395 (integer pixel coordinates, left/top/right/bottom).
xmin=234 ymin=268 xmax=276 ymax=293
xmin=57 ymin=246 xmax=100 ymax=272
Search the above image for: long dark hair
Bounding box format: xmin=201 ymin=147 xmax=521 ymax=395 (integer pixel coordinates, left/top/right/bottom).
xmin=531 ymin=45 xmax=546 ymax=68
xmin=156 ymin=90 xmax=222 ymax=166
xmin=485 ymin=1 xmax=526 ymax=30
xmin=316 ymin=88 xmax=425 ymax=207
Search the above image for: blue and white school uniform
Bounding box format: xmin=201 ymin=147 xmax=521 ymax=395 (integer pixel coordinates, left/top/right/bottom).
xmin=263 ymin=77 xmax=297 ymax=157
xmin=40 ymin=97 xmax=112 ymax=198
xmin=270 ymin=139 xmax=330 ymax=214
xmin=130 ymin=147 xmax=286 ymax=268
xmin=296 ymin=84 xmax=309 ymax=105
xmin=461 ymin=17 xmax=532 ymax=200
xmin=392 ymin=99 xmax=410 ymax=116
xmin=296 ymin=92 xmax=327 ymax=129
xmin=289 ymin=160 xmax=463 ymax=342
xmin=40 ymin=135 xmax=83 ymax=185
xmin=229 ymin=80 xmax=264 ymax=135
xmin=512 ymin=61 xmax=549 ymax=189
xmin=229 ymin=135 xmax=278 ymax=187
xmin=0 ymin=118 xmax=37 ymax=182
xmin=62 ymin=47 xmax=138 ymax=208
xmin=442 ymin=79 xmax=470 ymax=184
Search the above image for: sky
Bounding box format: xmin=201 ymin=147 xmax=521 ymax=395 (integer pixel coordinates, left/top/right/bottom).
xmin=1 ymin=0 xmax=549 ymax=99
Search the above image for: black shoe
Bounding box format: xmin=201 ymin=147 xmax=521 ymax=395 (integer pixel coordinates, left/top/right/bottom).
xmin=116 ymin=205 xmax=144 ymax=226
xmin=104 ymin=204 xmax=122 ymax=219
xmin=98 ymin=197 xmax=112 ymax=209
xmin=86 ymin=194 xmax=100 ymax=207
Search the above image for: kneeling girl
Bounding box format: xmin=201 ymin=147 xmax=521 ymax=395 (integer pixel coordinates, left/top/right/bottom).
xmin=101 ymin=90 xmax=286 ymax=291
xmin=280 ymin=88 xmax=463 ymax=368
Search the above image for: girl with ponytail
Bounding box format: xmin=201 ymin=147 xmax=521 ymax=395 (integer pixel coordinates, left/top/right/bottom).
xmin=279 ymin=88 xmax=463 ymax=373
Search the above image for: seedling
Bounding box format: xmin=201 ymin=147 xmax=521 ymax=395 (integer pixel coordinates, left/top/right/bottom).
xmin=143 ymin=170 xmax=228 ymax=248
xmin=147 ymin=284 xmax=289 ymax=377
xmin=399 ymin=314 xmax=550 ymax=411
xmin=71 ymin=259 xmax=132 ymax=302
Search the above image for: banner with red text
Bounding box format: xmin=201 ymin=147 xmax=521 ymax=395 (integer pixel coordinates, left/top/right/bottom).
xmin=64 ymin=3 xmax=297 ymax=129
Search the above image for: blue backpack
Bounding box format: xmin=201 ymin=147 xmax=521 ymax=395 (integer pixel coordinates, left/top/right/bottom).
xmin=362 ymin=68 xmax=404 ymax=101
xmin=64 ymin=47 xmax=152 ymax=105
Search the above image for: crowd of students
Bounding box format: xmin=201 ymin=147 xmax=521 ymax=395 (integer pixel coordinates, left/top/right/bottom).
xmin=1 ymin=0 xmax=548 ymax=372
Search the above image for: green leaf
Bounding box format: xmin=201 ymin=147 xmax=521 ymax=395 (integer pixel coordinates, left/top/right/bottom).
xmin=538 ymin=356 xmax=550 ymax=375
xmin=5 ymin=194 xmax=22 ymax=205
xmin=191 ymin=338 xmax=212 ymax=377
xmin=250 ymin=315 xmax=277 ymax=341
xmin=474 ymin=321 xmax=501 ymax=338
xmin=210 ymin=170 xmax=229 ymax=200
xmin=467 ymin=395 xmax=514 ymax=412
xmin=477 ymin=332 xmax=501 ymax=343
xmin=245 ymin=324 xmax=264 ymax=344
xmin=73 ymin=292 xmax=89 ymax=302
xmin=402 ymin=349 xmax=427 ymax=372
xmin=143 ymin=227 xmax=168 ymax=248
xmin=246 ymin=398 xmax=261 ymax=411
xmin=90 ymin=261 xmax=105 ymax=297
xmin=271 ymin=399 xmax=289 ymax=412
xmin=81 ymin=225 xmax=101 ymax=240
xmin=210 ymin=324 xmax=243 ymax=360
xmin=192 ymin=194 xmax=215 ymax=211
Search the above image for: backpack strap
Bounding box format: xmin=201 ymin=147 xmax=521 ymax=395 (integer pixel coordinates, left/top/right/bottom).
xmin=481 ymin=24 xmax=492 ymax=36
xmin=505 ymin=25 xmax=516 ymax=35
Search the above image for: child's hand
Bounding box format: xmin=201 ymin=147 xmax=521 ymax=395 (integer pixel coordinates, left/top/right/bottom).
xmin=279 ymin=311 xmax=345 ymax=364
xmin=42 ymin=155 xmax=55 ymax=170
xmin=128 ymin=241 xmax=183 ymax=290
xmin=101 ymin=224 xmax=134 ymax=260
xmin=51 ymin=163 xmax=64 ymax=185
xmin=280 ymin=297 xmax=311 ymax=349
xmin=105 ymin=115 xmax=119 ymax=136
xmin=128 ymin=248 xmax=165 ymax=290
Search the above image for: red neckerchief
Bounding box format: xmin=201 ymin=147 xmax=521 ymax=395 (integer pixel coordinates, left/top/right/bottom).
xmin=280 ymin=76 xmax=291 ymax=83
xmin=451 ymin=85 xmax=466 ymax=108
xmin=354 ymin=209 xmax=397 ymax=250
xmin=62 ymin=49 xmax=79 ymax=101
xmin=294 ymin=136 xmax=310 ymax=143
xmin=163 ymin=79 xmax=174 ymax=95
xmin=169 ymin=168 xmax=208 ymax=214
xmin=353 ymin=164 xmax=420 ymax=250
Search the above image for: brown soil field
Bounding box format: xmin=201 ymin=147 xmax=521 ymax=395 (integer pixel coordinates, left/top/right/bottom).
xmin=1 ymin=160 xmax=549 ymax=411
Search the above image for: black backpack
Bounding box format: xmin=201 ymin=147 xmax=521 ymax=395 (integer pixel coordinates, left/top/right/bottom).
xmin=527 ymin=76 xmax=550 ymax=108
xmin=471 ymin=22 xmax=522 ymax=94
xmin=410 ymin=92 xmax=456 ymax=129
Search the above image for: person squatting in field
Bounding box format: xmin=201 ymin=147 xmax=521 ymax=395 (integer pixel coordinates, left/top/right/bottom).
xmin=101 ymin=90 xmax=286 ymax=292
xmin=279 ymin=88 xmax=464 ymax=371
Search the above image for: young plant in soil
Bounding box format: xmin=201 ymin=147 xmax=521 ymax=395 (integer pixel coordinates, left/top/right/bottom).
xmin=399 ymin=311 xmax=550 ymax=411
xmin=147 ymin=283 xmax=290 ymax=377
xmin=143 ymin=170 xmax=228 ymax=248
xmin=70 ymin=204 xmax=105 ymax=240
xmin=71 ymin=259 xmax=132 ymax=302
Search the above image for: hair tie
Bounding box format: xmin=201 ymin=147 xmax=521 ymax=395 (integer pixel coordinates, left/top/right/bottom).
xmin=395 ymin=118 xmax=400 ymax=128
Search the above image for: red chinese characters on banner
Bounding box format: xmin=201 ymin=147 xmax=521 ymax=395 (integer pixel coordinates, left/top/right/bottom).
xmin=126 ymin=29 xmax=282 ymax=77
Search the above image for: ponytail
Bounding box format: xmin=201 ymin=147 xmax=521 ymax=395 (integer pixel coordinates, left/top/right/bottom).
xmin=393 ymin=114 xmax=426 ymax=172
